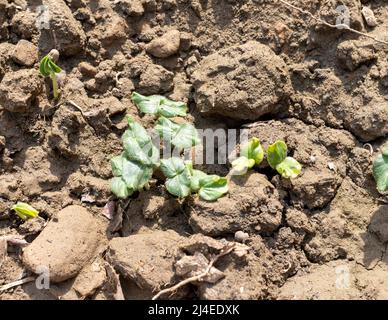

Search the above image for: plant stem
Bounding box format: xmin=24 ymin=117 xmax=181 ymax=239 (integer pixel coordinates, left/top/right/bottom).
xmin=50 ymin=72 xmax=59 ymax=100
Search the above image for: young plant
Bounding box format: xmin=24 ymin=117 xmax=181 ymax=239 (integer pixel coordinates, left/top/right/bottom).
xmin=267 ymin=140 xmax=302 ymax=179
xmin=160 ymin=157 xmax=229 ymax=201
xmin=232 ymin=137 xmax=264 ymax=174
xmin=11 ymin=202 xmax=39 ymax=220
xmin=39 ymin=53 xmax=62 ymax=100
xmin=132 ymin=92 xmax=187 ymax=117
xmin=155 ymin=116 xmax=200 ymax=150
xmin=111 ymin=116 xmax=159 ymax=199
xmin=373 ymin=144 xmax=388 ymax=193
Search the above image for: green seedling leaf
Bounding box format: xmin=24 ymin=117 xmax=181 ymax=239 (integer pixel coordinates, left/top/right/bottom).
xmin=11 ymin=202 xmax=39 ymax=220
xmin=160 ymin=157 xmax=186 ymax=178
xmin=190 ymin=169 xmax=208 ymax=192
xmin=131 ymin=92 xmax=187 ymax=117
xmin=122 ymin=158 xmax=153 ymax=190
xmin=165 ymin=167 xmax=192 ymax=198
xmin=156 ymin=117 xmax=200 ymax=149
xmin=111 ymin=177 xmax=132 ymax=199
xmin=198 ymin=175 xmax=229 ymax=201
xmin=160 ymin=157 xmax=193 ymax=198
xmin=241 ymin=137 xmax=264 ymax=166
xmin=111 ymin=154 xmax=125 ymax=177
xmin=276 ymin=157 xmax=302 ymax=179
xmin=231 ymin=156 xmax=254 ymax=175
xmin=267 ymin=140 xmax=287 ymax=169
xmin=373 ymin=145 xmax=388 ymax=193
xmin=39 ymin=54 xmax=62 ymax=99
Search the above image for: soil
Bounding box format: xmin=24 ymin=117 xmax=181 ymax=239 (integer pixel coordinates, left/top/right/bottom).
xmin=0 ymin=0 xmax=387 ymax=300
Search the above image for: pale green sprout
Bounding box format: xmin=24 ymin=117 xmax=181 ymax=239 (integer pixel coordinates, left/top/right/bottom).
xmin=232 ymin=137 xmax=264 ymax=175
xmin=39 ymin=54 xmax=62 ymax=100
xmin=266 ymin=140 xmax=302 ymax=179
xmin=373 ymin=144 xmax=388 ymax=193
xmin=11 ymin=202 xmax=39 ymax=220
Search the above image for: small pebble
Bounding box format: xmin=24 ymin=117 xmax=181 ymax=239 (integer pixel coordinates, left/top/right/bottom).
xmin=235 ymin=231 xmax=249 ymax=243
xmin=362 ymin=7 xmax=377 ymax=28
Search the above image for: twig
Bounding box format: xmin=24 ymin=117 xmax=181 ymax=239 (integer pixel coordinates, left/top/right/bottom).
xmin=0 ymin=277 xmax=35 ymax=292
xmin=68 ymin=100 xmax=85 ymax=116
xmin=152 ymin=243 xmax=236 ymax=300
xmin=278 ymin=0 xmax=388 ymax=46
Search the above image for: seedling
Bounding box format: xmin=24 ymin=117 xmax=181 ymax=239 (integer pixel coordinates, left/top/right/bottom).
xmin=160 ymin=157 xmax=229 ymax=200
xmin=11 ymin=202 xmax=39 ymax=220
xmin=373 ymin=144 xmax=388 ymax=193
xmin=232 ymin=137 xmax=264 ymax=174
xmin=132 ymin=92 xmax=187 ymax=117
xmin=110 ymin=101 xmax=229 ymax=201
xmin=39 ymin=52 xmax=62 ymax=99
xmin=111 ymin=116 xmax=158 ymax=199
xmin=267 ymin=140 xmax=302 ymax=178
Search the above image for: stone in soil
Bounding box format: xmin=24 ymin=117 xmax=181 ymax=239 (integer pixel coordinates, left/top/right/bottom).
xmin=22 ymin=205 xmax=107 ymax=283
xmin=146 ymin=29 xmax=181 ymax=58
xmin=11 ymin=40 xmax=38 ymax=67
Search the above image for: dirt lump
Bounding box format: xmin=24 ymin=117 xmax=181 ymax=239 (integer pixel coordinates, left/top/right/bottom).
xmin=192 ymin=41 xmax=291 ymax=120
xmin=22 ymin=205 xmax=107 ymax=283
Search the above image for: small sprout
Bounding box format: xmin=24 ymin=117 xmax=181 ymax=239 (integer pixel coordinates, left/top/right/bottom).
xmin=131 ymin=92 xmax=187 ymax=118
xmin=39 ymin=51 xmax=62 ymax=100
xmin=11 ymin=202 xmax=39 ymax=220
xmin=267 ymin=140 xmax=302 ymax=179
xmin=231 ymin=138 xmax=264 ymax=175
xmin=155 ymin=116 xmax=201 ymax=150
xmin=373 ymin=145 xmax=388 ymax=193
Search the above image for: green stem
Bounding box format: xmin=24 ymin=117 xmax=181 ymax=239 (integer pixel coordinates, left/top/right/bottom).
xmin=50 ymin=72 xmax=59 ymax=100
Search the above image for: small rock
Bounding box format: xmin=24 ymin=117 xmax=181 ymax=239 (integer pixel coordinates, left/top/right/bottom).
xmin=22 ymin=205 xmax=106 ymax=282
xmin=146 ymin=29 xmax=181 ymax=58
xmin=11 ymin=40 xmax=38 ymax=67
xmin=138 ymin=63 xmax=174 ymax=94
xmin=0 ymin=69 xmax=43 ymax=113
xmin=78 ymin=62 xmax=97 ymax=77
xmin=0 ymin=135 xmax=5 ymax=151
xmin=235 ymin=231 xmax=249 ymax=243
xmin=361 ymin=7 xmax=377 ymax=27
